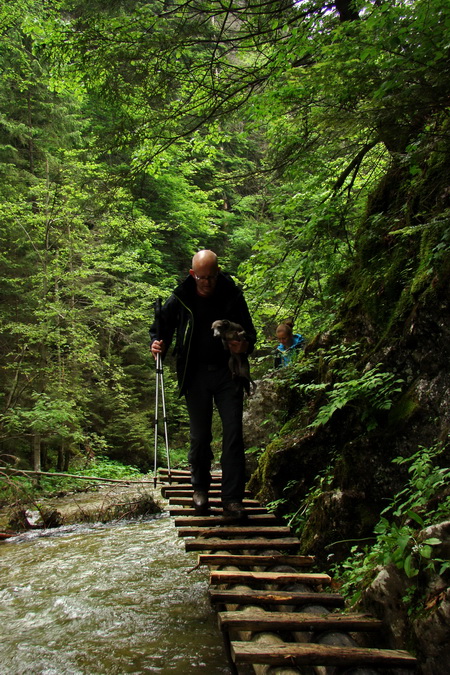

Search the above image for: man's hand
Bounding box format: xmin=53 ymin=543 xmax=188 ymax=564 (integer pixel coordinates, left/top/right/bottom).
xmin=227 ymin=339 xmax=248 ymax=354
xmin=151 ymin=339 xmax=165 ymax=360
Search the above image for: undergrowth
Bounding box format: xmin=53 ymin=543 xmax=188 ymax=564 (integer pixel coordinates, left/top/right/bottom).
xmin=332 ymin=440 xmax=450 ymax=606
xmin=0 ymin=455 xmax=150 ymax=508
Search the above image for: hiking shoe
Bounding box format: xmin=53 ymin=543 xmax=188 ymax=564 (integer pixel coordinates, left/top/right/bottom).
xmin=192 ymin=490 xmax=209 ymax=514
xmin=223 ymin=501 xmax=247 ymax=521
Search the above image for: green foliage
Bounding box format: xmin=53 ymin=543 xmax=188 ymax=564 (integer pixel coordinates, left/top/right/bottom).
xmin=77 ymin=455 xmax=143 ymax=480
xmin=309 ymin=365 xmax=404 ymax=430
xmin=334 ymin=442 xmax=450 ymax=605
xmin=293 ymin=344 xmax=404 ymax=430
xmin=1 ymin=0 xmax=449 ymax=501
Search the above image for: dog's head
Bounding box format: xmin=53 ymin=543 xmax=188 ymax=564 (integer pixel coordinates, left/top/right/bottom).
xmin=212 ymin=319 xmax=231 ymax=337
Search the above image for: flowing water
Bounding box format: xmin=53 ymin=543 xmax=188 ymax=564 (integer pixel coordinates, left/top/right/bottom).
xmin=0 ymin=513 xmax=231 ymax=674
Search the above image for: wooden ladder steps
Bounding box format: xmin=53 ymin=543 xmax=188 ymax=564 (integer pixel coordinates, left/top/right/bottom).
xmin=161 ymin=485 xmax=251 ymax=499
xmin=177 ymin=525 xmax=292 ymax=538
xmin=169 ymin=506 xmax=268 ymax=516
xmin=230 ymin=642 xmax=417 ymax=669
xmin=159 ymin=471 xmax=418 ymax=672
xmin=218 ymin=610 xmax=383 ymax=632
xmin=196 ymin=553 xmax=315 ymax=567
xmin=209 ymin=588 xmax=346 ymax=608
xmin=185 ymin=537 xmax=301 ymax=552
xmin=162 ymin=487 xmax=253 ymax=498
xmin=168 ymin=496 xmax=260 ymax=507
xmin=158 ymin=468 xmax=222 ymax=485
xmin=174 ymin=513 xmax=277 ymax=527
xmin=210 ymin=570 xmax=331 ymax=586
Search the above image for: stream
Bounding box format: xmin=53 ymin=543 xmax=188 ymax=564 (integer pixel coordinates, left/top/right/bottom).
xmin=0 ymin=511 xmax=231 ymax=674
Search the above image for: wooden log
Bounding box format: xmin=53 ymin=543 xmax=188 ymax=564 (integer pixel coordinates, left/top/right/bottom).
xmin=0 ymin=467 xmax=155 ymax=485
xmin=178 ymin=525 xmax=292 ymax=538
xmin=174 ymin=513 xmax=278 ymax=527
xmin=210 ymin=570 xmax=331 ymax=586
xmin=230 ymin=641 xmax=417 ymax=668
xmin=169 ymin=506 xmax=268 ymax=516
xmin=209 ymin=589 xmax=346 ymax=608
xmin=218 ymin=610 xmax=383 ymax=632
xmin=162 ymin=487 xmax=252 ymax=498
xmin=159 ymin=468 xmax=222 ymax=479
xmin=197 ymin=554 xmax=315 ymax=568
xmin=0 ymin=532 xmax=16 ymax=540
xmin=185 ymin=537 xmax=300 ymax=551
xmin=168 ymin=496 xmax=260 ymax=506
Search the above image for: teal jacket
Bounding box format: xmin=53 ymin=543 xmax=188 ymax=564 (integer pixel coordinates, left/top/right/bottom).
xmin=274 ymin=333 xmax=305 ymax=368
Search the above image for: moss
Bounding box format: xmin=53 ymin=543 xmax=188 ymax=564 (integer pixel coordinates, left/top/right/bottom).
xmin=247 ymin=441 xmax=283 ymax=502
xmin=388 ymin=390 xmax=421 ymax=427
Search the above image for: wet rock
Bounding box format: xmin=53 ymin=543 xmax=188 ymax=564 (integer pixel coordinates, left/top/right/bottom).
xmin=360 ymin=564 xmax=411 ymax=647
xmin=412 ymin=589 xmax=450 ymax=675
xmin=243 ymin=375 xmax=293 ymax=450
xmin=417 ymin=520 xmax=450 ymax=562
xmin=7 ymin=507 xmax=63 ymax=530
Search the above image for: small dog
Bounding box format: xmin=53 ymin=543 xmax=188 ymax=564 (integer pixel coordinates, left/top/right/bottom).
xmin=211 ymin=319 xmax=255 ymax=394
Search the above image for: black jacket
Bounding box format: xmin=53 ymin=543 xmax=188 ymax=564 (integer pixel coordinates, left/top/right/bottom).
xmin=149 ymin=272 xmax=256 ymax=395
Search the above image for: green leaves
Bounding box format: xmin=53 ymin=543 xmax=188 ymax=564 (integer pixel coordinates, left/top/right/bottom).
xmin=307 ymin=362 xmax=404 ymax=429
xmin=335 ymin=441 xmax=450 ymax=599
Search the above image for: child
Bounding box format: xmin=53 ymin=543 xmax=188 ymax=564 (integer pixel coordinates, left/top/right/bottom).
xmin=274 ymin=320 xmax=305 ymax=368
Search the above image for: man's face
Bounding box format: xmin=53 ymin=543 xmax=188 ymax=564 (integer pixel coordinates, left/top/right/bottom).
xmin=190 ymin=262 xmax=219 ymax=297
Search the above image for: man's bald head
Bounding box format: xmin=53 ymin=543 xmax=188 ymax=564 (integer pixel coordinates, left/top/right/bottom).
xmin=192 ymin=249 xmax=218 ymax=269
xmin=190 ymin=250 xmax=220 ymax=297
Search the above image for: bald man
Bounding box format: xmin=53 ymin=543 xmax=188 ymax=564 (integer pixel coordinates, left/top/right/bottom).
xmin=150 ymin=250 xmax=256 ymax=519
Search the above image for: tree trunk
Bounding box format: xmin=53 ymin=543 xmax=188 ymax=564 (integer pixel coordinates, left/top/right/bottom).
xmin=33 ymin=432 xmax=42 ymax=472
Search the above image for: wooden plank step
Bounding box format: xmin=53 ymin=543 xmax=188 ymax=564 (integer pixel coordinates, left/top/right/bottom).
xmin=159 ymin=478 xmax=222 ymax=486
xmin=168 ymin=497 xmax=260 ymax=506
xmin=174 ymin=513 xmax=278 ymax=527
xmin=161 ymin=492 xmax=251 ymax=501
xmin=218 ymin=610 xmax=383 ymax=632
xmin=230 ymin=642 xmax=417 ymax=668
xmin=178 ymin=525 xmax=292 ymax=538
xmin=169 ymin=506 xmax=268 ymax=516
xmin=186 ymin=537 xmax=300 ymax=551
xmin=159 ymin=469 xmax=222 ymax=477
xmin=162 ymin=488 xmax=252 ymax=498
xmin=210 ymin=570 xmax=331 ymax=586
xmin=159 ymin=468 xmax=221 ymax=477
xmin=197 ymin=554 xmax=315 ymax=567
xmin=209 ymin=589 xmax=345 ymax=607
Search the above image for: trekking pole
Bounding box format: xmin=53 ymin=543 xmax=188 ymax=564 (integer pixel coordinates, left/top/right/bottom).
xmin=153 ymin=298 xmax=171 ymax=487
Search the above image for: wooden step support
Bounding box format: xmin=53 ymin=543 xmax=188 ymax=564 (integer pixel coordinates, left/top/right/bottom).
xmin=230 ymin=642 xmax=417 ymax=669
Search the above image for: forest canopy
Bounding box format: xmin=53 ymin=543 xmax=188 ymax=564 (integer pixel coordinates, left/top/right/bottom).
xmin=1 ymin=0 xmax=449 ymax=475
